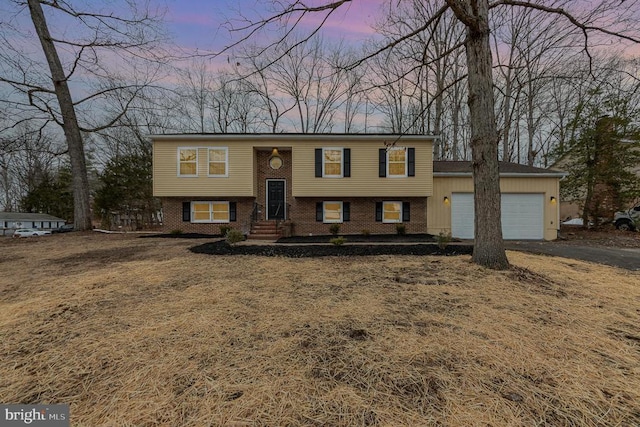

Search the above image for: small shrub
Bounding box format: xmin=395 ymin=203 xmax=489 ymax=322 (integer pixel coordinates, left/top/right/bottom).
xmin=361 ymin=229 xmax=371 ymax=236
xmin=169 ymin=229 xmax=183 ymax=235
xmin=329 ymin=223 xmax=341 ymax=235
xmin=225 ymin=229 xmax=245 ymax=246
xmin=437 ymin=231 xmax=452 ymax=250
xmin=395 ymin=223 xmax=406 ymax=235
xmin=219 ymin=225 xmax=232 ymax=236
xmin=330 ymin=236 xmax=346 ymax=246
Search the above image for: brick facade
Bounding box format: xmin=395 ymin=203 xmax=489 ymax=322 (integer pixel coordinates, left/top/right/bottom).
xmin=161 ymin=197 xmax=255 ymax=234
xmin=255 ymin=149 xmax=293 ymax=221
xmin=289 ymin=197 xmax=427 ymax=236
xmin=161 ymin=196 xmax=428 ymax=236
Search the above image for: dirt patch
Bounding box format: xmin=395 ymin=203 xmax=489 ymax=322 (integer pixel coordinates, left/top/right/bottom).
xmin=559 ymin=225 xmax=640 ymax=248
xmin=1 ymin=233 xmax=639 ymax=426
xmin=55 ymin=244 xmax=157 ymax=267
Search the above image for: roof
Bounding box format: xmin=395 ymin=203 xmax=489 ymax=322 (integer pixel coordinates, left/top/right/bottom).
xmin=149 ymin=133 xmax=438 ymax=143
xmin=0 ymin=212 xmax=67 ymax=221
xmin=433 ymin=161 xmax=566 ymax=177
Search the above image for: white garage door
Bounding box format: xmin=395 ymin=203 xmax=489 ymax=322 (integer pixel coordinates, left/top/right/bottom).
xmin=451 ymin=193 xmax=544 ymax=240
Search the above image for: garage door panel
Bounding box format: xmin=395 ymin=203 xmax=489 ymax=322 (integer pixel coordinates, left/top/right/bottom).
xmin=451 ymin=193 xmax=544 ymax=240
xmin=451 ymin=193 xmax=474 ymax=239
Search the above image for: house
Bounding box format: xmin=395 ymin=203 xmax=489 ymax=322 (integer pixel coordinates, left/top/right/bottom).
xmin=0 ymin=212 xmax=67 ymax=236
xmin=151 ymin=134 xmax=563 ymax=240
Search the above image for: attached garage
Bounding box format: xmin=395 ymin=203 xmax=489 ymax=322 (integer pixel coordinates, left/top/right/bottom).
xmin=428 ymin=161 xmax=565 ymax=241
xmin=451 ymin=193 xmax=544 ymax=240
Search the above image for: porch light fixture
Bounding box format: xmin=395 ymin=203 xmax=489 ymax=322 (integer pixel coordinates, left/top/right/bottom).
xmin=443 ymin=196 xmax=450 ymax=206
xmin=269 ymin=147 xmax=283 ymax=170
xmin=550 ymin=196 xmax=557 ymax=205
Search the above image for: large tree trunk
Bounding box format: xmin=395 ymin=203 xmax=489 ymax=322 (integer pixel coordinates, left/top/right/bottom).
xmin=463 ymin=1 xmax=510 ymax=269
xmin=28 ymin=0 xmax=92 ymax=230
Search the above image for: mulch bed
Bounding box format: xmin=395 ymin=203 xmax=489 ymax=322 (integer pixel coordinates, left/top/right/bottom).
xmin=189 ymin=240 xmax=473 ymax=257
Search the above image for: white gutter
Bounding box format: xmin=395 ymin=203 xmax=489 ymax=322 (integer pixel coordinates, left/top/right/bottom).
xmin=148 ymin=133 xmax=439 ymax=142
xmin=434 ymin=172 xmax=567 ymax=178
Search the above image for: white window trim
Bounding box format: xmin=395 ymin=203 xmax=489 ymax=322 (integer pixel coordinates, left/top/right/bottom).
xmin=387 ymin=147 xmax=407 ymax=178
xmin=207 ymin=147 xmax=229 ymax=177
xmin=191 ymin=201 xmax=230 ymax=223
xmin=322 ymin=147 xmax=343 ymax=178
xmin=323 ymin=201 xmax=343 ymax=223
xmin=382 ymin=201 xmax=403 ymax=223
xmin=177 ymin=147 xmax=199 ymax=177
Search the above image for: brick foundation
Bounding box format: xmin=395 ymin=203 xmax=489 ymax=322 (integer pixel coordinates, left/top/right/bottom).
xmin=160 ymin=196 xmax=428 ymax=236
xmin=288 ymin=197 xmax=427 ymax=236
xmin=160 ymin=197 xmax=255 ymax=234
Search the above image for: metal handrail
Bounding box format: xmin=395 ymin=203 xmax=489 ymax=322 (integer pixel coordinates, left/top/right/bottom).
xmin=251 ymin=202 xmax=263 ymax=223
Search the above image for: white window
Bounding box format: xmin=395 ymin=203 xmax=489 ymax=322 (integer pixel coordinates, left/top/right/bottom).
xmin=383 ymin=201 xmax=402 ymax=223
xmin=387 ymin=147 xmax=407 ymax=177
xmin=323 ymin=201 xmax=343 ymax=223
xmin=208 ymin=147 xmax=228 ymax=177
xmin=178 ymin=148 xmax=198 ymax=176
xmin=191 ymin=201 xmax=230 ymax=223
xmin=323 ymin=148 xmax=343 ymax=177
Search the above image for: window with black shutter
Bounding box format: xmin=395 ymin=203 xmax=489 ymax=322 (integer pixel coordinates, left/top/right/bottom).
xmin=375 ymin=202 xmax=383 ymax=221
xmin=343 ymin=149 xmax=351 ymax=177
xmin=229 ymin=202 xmax=237 ymax=222
xmin=182 ymin=202 xmax=191 ymax=222
xmin=407 ymin=148 xmax=415 ymax=177
xmin=315 ymin=149 xmax=322 ymax=177
xmin=402 ymin=202 xmax=410 ymax=222
xmin=379 ymin=149 xmax=386 ymax=177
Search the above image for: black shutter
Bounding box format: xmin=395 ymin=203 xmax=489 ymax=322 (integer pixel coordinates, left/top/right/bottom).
xmin=316 ymin=202 xmax=323 ymax=222
xmin=375 ymin=202 xmax=382 ymax=222
xmin=182 ymin=202 xmax=191 ymax=222
xmin=408 ymin=148 xmax=415 ymax=177
xmin=229 ymin=202 xmax=237 ymax=222
xmin=315 ymin=149 xmax=322 ymax=177
xmin=343 ymin=202 xmax=350 ymax=222
xmin=402 ymin=202 xmax=410 ymax=222
xmin=343 ymin=148 xmax=351 ymax=177
xmin=379 ymin=149 xmax=386 ymax=177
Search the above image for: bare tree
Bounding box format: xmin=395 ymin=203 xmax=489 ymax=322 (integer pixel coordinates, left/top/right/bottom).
xmin=219 ymin=0 xmax=640 ymax=269
xmin=0 ymin=0 xmax=167 ymax=229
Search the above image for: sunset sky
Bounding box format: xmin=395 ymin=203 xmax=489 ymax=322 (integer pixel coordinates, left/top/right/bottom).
xmin=163 ymin=0 xmax=385 ymax=54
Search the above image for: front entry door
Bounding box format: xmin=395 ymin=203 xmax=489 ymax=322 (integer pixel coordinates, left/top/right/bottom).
xmin=267 ymin=180 xmax=286 ymax=220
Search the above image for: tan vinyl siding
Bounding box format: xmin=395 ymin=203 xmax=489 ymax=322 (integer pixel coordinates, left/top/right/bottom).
xmin=427 ymin=176 xmax=560 ymax=240
xmin=292 ymin=141 xmax=433 ymax=197
xmin=153 ymin=140 xmax=254 ymax=197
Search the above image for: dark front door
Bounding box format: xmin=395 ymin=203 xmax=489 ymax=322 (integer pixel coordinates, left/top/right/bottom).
xmin=267 ymin=180 xmax=285 ymax=220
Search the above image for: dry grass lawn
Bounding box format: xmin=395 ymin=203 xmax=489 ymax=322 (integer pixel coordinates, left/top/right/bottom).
xmin=1 ymin=233 xmax=639 ymax=426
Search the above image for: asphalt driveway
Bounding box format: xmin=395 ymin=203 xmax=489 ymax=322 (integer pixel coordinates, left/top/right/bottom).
xmin=505 ymin=241 xmax=640 ymax=271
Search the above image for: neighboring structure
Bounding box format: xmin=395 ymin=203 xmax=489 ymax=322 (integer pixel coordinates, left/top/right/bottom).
xmin=151 ymin=134 xmax=563 ymax=240
xmin=427 ymin=162 xmax=565 ymax=241
xmin=0 ymin=212 xmax=67 ymax=236
xmin=552 ymin=148 xmax=640 ymax=221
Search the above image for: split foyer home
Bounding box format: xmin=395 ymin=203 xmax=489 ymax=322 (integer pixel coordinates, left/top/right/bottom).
xmin=151 ymin=134 xmax=563 ymax=240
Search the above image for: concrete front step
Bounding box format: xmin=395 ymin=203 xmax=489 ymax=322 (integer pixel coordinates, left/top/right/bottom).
xmin=249 ymin=220 xmax=281 ymax=240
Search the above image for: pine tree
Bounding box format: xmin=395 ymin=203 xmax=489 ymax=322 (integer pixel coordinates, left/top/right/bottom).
xmin=558 ymin=96 xmax=640 ymax=226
